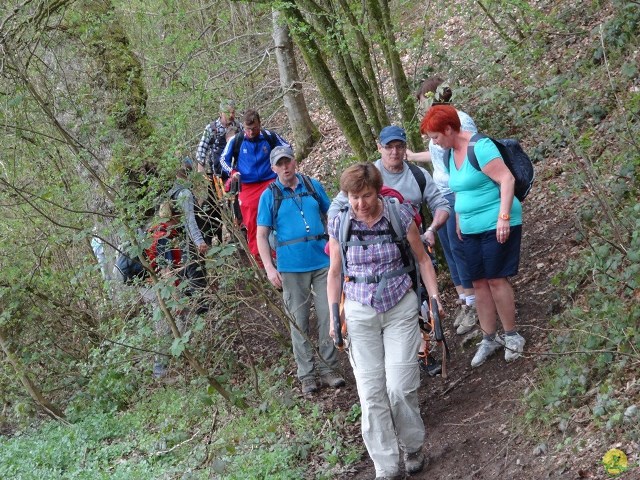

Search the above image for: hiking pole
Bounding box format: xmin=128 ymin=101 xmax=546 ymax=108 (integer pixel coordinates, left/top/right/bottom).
xmin=430 ymin=295 xmax=450 ymax=379
xmin=332 ymin=302 xmax=344 ymax=350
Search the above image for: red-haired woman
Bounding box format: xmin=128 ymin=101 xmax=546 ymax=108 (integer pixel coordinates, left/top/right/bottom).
xmin=420 ymin=105 xmax=525 ymax=368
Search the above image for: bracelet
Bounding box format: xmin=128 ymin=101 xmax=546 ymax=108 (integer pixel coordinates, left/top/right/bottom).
xmin=426 ymin=226 xmax=436 ymax=234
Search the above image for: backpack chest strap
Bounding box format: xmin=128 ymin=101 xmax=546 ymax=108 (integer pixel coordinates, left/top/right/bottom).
xmin=345 ymin=264 xmax=413 ymax=300
xmin=342 ymin=236 xmax=395 ymax=248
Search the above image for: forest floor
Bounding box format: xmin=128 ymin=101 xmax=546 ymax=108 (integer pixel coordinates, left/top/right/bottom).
xmin=290 ymin=132 xmax=623 ymax=479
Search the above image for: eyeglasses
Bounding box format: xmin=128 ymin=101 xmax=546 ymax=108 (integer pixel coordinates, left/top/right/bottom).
xmin=243 ymin=125 xmax=260 ymax=134
xmin=383 ymin=144 xmax=406 ymax=151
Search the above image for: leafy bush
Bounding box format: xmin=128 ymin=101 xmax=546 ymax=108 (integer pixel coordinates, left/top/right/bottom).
xmin=525 ymin=183 xmax=640 ymax=441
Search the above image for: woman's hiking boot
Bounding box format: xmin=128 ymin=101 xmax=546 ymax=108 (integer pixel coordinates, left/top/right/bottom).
xmin=453 ymin=304 xmax=467 ymax=328
xmin=418 ymin=354 xmax=442 ymax=377
xmin=471 ymin=336 xmax=504 ymax=368
xmin=404 ymin=449 xmax=425 ymax=474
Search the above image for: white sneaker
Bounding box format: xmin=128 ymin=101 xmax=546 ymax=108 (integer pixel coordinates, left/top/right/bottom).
xmin=456 ymin=305 xmax=477 ymax=335
xmin=453 ymin=305 xmax=468 ymax=328
xmin=504 ymin=333 xmax=526 ymax=362
xmin=471 ymin=337 xmax=503 ymax=368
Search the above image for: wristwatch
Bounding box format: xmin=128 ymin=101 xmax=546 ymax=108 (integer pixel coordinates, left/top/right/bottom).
xmin=498 ymin=213 xmax=511 ymax=220
xmin=426 ymin=226 xmax=436 ymax=234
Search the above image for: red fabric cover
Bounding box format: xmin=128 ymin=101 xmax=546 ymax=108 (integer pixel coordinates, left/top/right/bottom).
xmin=379 ymin=186 xmax=422 ymax=227
xmin=238 ymin=178 xmax=276 ymax=260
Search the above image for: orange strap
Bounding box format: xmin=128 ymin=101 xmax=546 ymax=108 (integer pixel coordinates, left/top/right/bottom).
xmin=212 ymin=176 xmax=225 ymax=200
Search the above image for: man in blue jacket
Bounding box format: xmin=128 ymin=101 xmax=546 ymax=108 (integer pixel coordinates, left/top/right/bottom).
xmin=220 ymin=110 xmax=289 ymax=264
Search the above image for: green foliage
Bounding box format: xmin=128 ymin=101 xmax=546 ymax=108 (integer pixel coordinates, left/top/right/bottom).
xmin=0 ymin=389 xmax=213 ymax=479
xmin=2 ymin=0 xmax=640 ymax=476
xmin=524 ymin=185 xmax=640 ymax=441
xmin=0 ymin=373 xmax=362 ymax=479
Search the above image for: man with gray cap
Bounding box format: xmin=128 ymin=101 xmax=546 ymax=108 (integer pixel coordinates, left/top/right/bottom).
xmin=328 ymin=125 xmax=450 ymax=243
xmin=195 ymin=99 xmax=241 ymax=179
xmin=257 ymin=146 xmax=344 ymax=395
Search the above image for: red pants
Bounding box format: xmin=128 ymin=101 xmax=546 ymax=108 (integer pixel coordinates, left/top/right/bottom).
xmin=238 ymin=178 xmax=275 ymax=262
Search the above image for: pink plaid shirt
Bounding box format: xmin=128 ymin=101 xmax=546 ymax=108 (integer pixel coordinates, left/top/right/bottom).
xmin=330 ymin=199 xmax=414 ymax=313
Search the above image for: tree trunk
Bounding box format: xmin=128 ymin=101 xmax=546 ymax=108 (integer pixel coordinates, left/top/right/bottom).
xmin=72 ymin=0 xmax=153 ymax=144
xmin=283 ymin=4 xmax=369 ymax=160
xmin=292 ymin=0 xmax=375 ymax=149
xmin=366 ymin=0 xmax=422 ymax=149
xmin=272 ymin=9 xmax=319 ymax=159
xmin=334 ymin=0 xmax=388 ymax=132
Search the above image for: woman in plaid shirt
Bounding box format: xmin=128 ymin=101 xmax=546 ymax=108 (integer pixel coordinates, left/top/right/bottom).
xmin=327 ymin=163 xmax=444 ymax=479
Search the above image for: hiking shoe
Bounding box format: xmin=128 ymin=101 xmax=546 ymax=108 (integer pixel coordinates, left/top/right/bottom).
xmin=320 ymin=372 xmax=345 ymax=388
xmin=471 ymin=337 xmax=504 ymax=368
xmin=404 ymin=450 xmax=425 ymax=474
xmin=453 ymin=305 xmax=468 ymax=328
xmin=456 ymin=305 xmax=477 ymax=335
xmin=301 ymin=377 xmax=318 ymax=395
xmin=152 ymin=361 xmax=168 ymax=379
xmin=418 ymin=354 xmax=442 ymax=377
xmin=504 ymin=332 xmax=526 ymax=362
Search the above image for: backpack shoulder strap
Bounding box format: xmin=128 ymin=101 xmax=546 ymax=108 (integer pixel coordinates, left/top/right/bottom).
xmin=300 ymin=174 xmax=323 ymax=208
xmin=445 ymin=148 xmax=452 ymax=173
xmin=337 ymin=207 xmax=352 ymax=274
xmin=406 ymin=162 xmax=426 ymax=197
xmin=268 ymin=182 xmax=283 ymax=228
xmin=466 ymin=132 xmax=488 ymax=171
xmin=167 ymin=185 xmax=184 ymax=199
xmin=385 ymin=198 xmax=411 ymax=263
xmin=231 ymin=131 xmax=245 ymax=168
xmin=385 ymin=197 xmax=421 ymax=308
xmin=262 ymin=129 xmax=279 ymax=150
xmin=300 ymin=174 xmax=316 ymax=197
xmin=384 ymin=197 xmax=404 ymax=241
xmin=403 ymin=163 xmax=428 ymax=232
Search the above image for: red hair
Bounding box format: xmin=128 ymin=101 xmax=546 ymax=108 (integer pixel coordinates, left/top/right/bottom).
xmin=420 ymin=105 xmax=461 ymax=134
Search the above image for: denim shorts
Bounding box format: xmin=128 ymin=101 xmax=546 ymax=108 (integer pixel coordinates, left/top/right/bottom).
xmin=461 ymin=225 xmax=522 ymax=280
